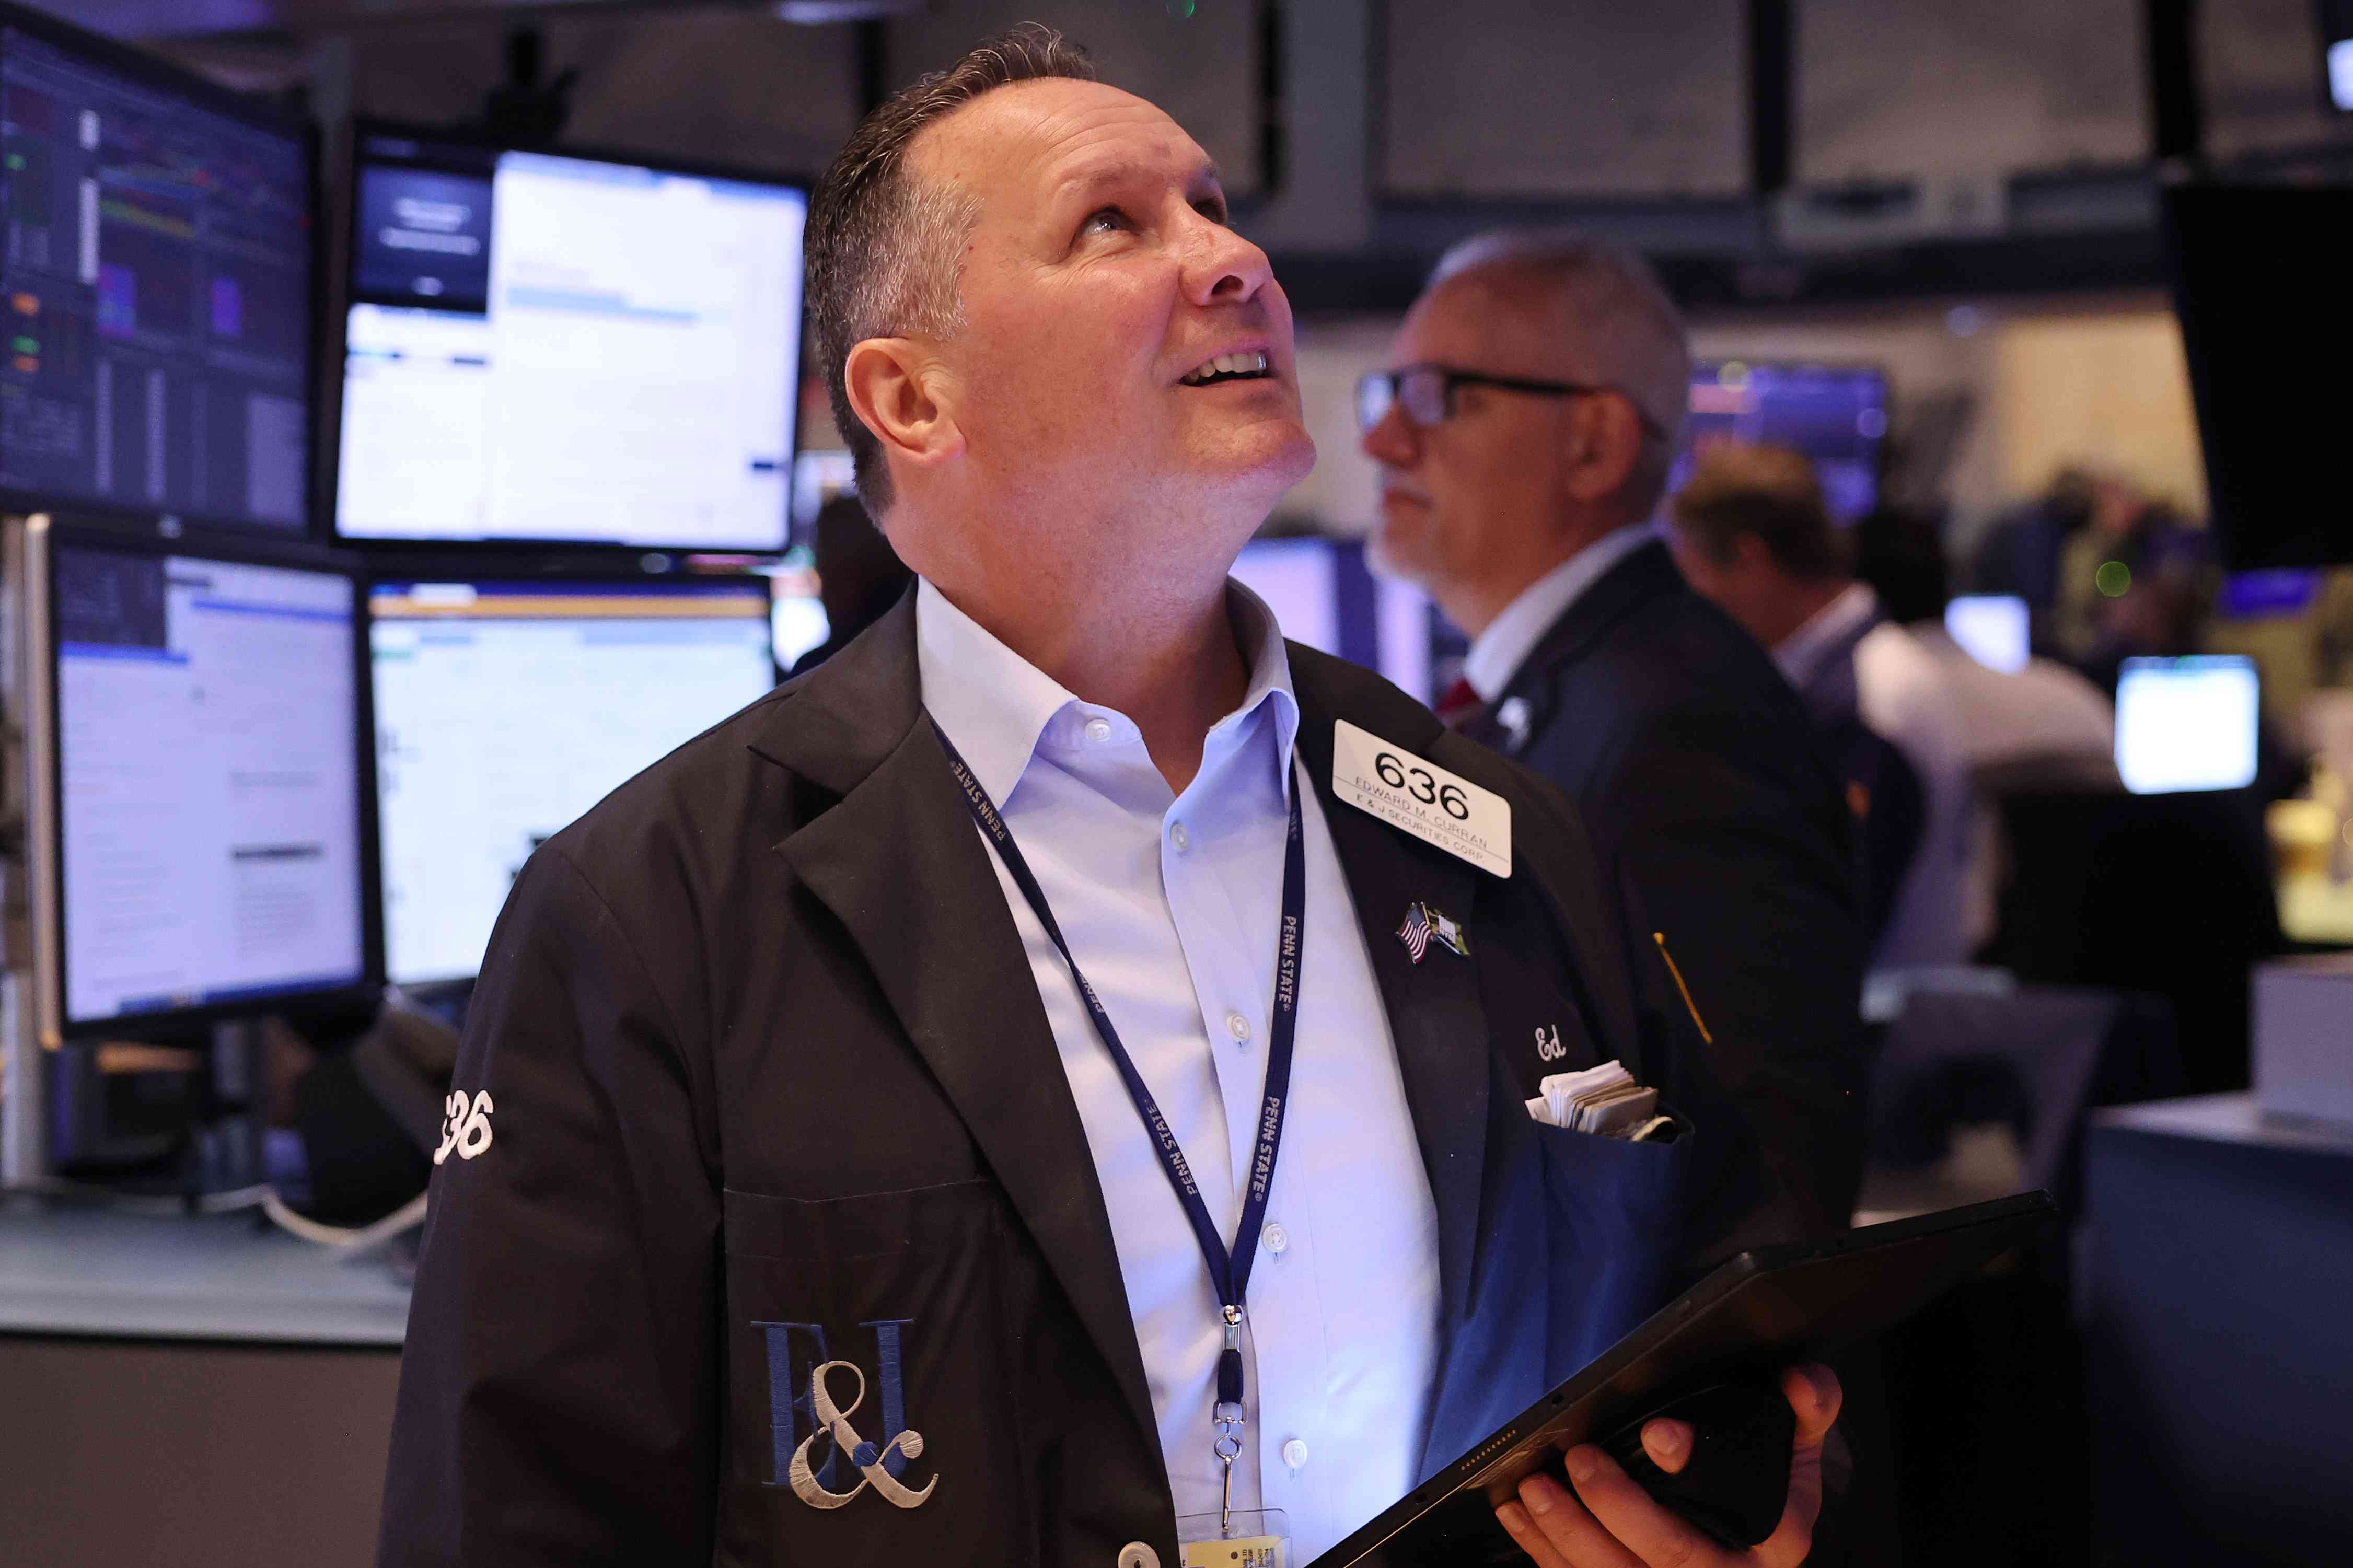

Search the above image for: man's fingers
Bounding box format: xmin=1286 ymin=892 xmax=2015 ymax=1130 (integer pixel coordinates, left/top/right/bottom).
xmin=1495 ymin=1500 xmax=1574 ymax=1568
xmin=1640 ymin=1418 xmax=1694 ymax=1475
xmin=1782 ymin=1362 xmax=1842 ymax=1449
xmin=1561 ymin=1444 xmax=1718 ymax=1568
xmin=1500 ymin=1471 xmax=1646 ymax=1568
xmin=1751 ymin=1363 xmax=1843 ymax=1568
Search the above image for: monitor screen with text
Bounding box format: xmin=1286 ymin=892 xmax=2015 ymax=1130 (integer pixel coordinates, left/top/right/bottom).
xmin=337 ymin=129 xmax=805 ymax=551
xmin=53 ymin=544 xmax=363 ymax=1024
xmin=370 ymin=578 xmax=775 ymax=985
xmin=0 ymin=20 xmax=313 ymax=529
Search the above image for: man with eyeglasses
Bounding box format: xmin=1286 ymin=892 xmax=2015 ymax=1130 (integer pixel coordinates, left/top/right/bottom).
xmin=1359 ymin=233 xmax=1869 ymax=1241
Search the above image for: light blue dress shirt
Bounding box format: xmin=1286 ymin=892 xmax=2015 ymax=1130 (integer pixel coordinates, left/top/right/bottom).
xmin=916 ymin=578 xmax=1443 ymax=1561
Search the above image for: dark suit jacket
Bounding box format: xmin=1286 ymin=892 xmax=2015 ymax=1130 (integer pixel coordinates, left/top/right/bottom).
xmin=1463 ymin=540 xmax=1869 ymax=1233
xmin=377 ymin=591 xmax=1782 ymax=1568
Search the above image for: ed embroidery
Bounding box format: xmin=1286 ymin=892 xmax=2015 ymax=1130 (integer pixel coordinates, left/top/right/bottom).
xmin=433 ymin=1091 xmax=493 ymax=1164
xmin=756 ymin=1320 xmax=936 ymax=1511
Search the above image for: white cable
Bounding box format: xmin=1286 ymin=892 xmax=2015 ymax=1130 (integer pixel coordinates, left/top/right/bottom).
xmin=262 ymin=1187 xmax=428 ymax=1254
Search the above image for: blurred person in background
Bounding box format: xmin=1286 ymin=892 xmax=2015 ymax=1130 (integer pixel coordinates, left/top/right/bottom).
xmin=1670 ymin=445 xmax=1976 ymax=970
xmin=787 ymin=492 xmax=915 ymax=676
xmin=1359 ymin=231 xmax=1868 ymax=1237
xmin=1855 ymin=504 xmax=2117 ymax=792
xmin=1969 ymin=466 xmax=2197 ymax=667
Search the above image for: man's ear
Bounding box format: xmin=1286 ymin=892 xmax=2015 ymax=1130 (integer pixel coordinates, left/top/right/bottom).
xmin=843 ymin=338 xmax=965 ymax=478
xmin=1559 ymin=392 xmax=1647 ymax=504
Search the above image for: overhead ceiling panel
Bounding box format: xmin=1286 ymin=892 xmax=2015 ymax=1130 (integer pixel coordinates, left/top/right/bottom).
xmin=889 ymin=0 xmax=1262 ymax=195
xmin=1380 ymin=0 xmax=1747 ymax=200
xmin=1798 ymin=0 xmax=2148 ymax=184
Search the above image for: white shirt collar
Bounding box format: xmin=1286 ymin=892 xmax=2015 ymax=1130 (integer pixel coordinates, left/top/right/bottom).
xmin=1462 ymin=524 xmax=1657 ymax=701
xmin=915 ymin=576 xmax=1302 ymax=810
xmin=1774 ymin=580 xmax=1881 ymax=690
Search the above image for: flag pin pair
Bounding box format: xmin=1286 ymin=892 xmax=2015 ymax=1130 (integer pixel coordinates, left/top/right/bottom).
xmin=1396 ymin=901 xmax=1469 ymax=964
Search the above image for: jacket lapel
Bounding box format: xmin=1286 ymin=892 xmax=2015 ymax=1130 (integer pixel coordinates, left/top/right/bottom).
xmin=1488 ymin=539 xmax=1686 ymax=751
xmin=748 ymin=600 xmax=1161 ymax=1458
xmin=1291 ymin=671 xmax=1493 ymax=1329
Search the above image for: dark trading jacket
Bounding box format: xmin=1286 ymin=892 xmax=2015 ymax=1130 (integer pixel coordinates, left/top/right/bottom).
xmin=376 ymin=591 xmax=1787 ymax=1568
xmin=1461 ymin=540 xmax=1871 ymax=1235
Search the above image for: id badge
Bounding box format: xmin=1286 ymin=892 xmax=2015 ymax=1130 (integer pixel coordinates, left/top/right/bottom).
xmin=1176 ymin=1510 xmax=1290 ymax=1568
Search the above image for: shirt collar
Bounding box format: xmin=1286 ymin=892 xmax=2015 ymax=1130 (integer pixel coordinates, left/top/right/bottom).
xmin=1774 ymin=580 xmax=1881 ymax=689
xmin=914 ymin=576 xmax=1301 ymax=810
xmin=1462 ymin=523 xmax=1656 ymax=701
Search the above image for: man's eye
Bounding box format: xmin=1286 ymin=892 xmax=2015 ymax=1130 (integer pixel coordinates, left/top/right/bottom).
xmin=1084 ymin=207 xmax=1127 ymax=236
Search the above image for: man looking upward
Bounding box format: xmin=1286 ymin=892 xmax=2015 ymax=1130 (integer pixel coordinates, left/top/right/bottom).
xmin=1360 ymin=236 xmax=1870 ymax=1235
xmin=380 ymin=33 xmax=1834 ymax=1568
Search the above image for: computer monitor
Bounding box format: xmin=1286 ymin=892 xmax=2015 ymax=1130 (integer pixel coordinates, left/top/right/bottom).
xmin=1673 ymin=361 xmax=1890 ymax=524
xmin=333 ymin=124 xmax=806 ymax=553
xmin=369 ymin=576 xmax=776 ymax=985
xmin=2166 ymin=184 xmax=2353 ymax=570
xmin=0 ymin=8 xmax=315 ymax=532
xmin=1230 ymin=536 xmax=1436 ymax=705
xmin=1944 ymin=594 xmax=2030 ymax=675
xmin=2325 ymin=0 xmax=2353 ymax=111
xmin=2115 ymin=655 xmax=2261 ymax=795
xmin=25 ymin=521 xmax=369 ymax=1037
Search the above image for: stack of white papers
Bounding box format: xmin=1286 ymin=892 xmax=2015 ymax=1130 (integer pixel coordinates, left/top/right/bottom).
xmin=1525 ymin=1060 xmax=1663 ymax=1139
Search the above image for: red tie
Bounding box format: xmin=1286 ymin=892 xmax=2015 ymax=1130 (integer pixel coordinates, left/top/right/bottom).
xmin=1434 ymin=675 xmax=1484 ymax=731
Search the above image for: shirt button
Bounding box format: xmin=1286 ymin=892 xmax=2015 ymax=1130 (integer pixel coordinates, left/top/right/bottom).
xmin=1262 ymin=1222 xmax=1289 ymax=1255
xmin=1226 ymin=1012 xmax=1251 ymax=1042
xmin=1083 ymin=717 xmax=1113 ymax=744
xmin=1282 ymin=1438 xmax=1310 ymax=1471
xmin=1117 ymin=1545 xmax=1160 ymax=1568
xmin=1170 ymin=822 xmax=1190 ymax=852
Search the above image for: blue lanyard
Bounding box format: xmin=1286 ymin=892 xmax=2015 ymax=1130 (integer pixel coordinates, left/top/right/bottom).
xmin=933 ymin=718 xmax=1305 ymax=1439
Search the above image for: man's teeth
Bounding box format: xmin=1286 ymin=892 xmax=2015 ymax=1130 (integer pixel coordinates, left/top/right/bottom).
xmin=1181 ymin=351 xmax=1270 ymax=385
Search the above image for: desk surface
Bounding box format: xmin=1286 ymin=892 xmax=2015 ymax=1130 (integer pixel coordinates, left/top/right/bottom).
xmin=2092 ymin=1091 xmax=2353 ymax=1156
xmin=0 ymin=1202 xmax=411 ymax=1345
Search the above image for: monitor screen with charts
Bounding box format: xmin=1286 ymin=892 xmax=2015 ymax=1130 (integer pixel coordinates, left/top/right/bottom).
xmin=335 ymin=126 xmax=806 ymax=552
xmin=2115 ymin=655 xmax=2261 ymax=795
xmin=0 ymin=12 xmax=314 ymax=530
xmin=44 ymin=536 xmax=366 ymax=1029
xmin=370 ymin=577 xmax=776 ymax=985
xmin=1673 ymin=361 xmax=1889 ymax=524
xmin=1231 ymin=536 xmax=1436 ymax=705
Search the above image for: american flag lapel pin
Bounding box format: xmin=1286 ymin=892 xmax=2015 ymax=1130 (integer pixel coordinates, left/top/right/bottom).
xmin=1396 ymin=902 xmax=1434 ymax=964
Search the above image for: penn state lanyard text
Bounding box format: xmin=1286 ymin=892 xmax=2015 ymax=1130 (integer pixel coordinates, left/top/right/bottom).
xmin=932 ymin=718 xmax=1305 ymax=1528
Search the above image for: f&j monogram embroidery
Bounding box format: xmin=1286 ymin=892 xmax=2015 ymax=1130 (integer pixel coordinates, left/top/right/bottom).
xmin=755 ymin=1319 xmax=936 ymax=1511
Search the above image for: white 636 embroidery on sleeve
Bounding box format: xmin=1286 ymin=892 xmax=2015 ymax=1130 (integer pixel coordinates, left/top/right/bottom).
xmin=434 ymin=1090 xmax=495 ymax=1164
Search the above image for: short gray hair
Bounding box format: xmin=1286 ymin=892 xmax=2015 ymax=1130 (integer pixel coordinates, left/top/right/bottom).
xmin=1430 ymin=231 xmax=1691 ymax=509
xmin=806 ymin=25 xmax=1098 ymax=520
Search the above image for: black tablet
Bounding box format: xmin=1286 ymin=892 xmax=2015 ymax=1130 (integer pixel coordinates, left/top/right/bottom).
xmin=1310 ymin=1192 xmax=2059 ymax=1567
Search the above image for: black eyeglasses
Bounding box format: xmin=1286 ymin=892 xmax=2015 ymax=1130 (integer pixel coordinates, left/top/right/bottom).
xmin=1355 ymin=362 xmax=1651 ymax=436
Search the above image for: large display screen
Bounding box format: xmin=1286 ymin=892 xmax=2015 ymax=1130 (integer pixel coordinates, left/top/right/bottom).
xmin=370 ymin=578 xmax=775 ymax=985
xmin=1231 ymin=536 xmax=1435 ymax=705
xmin=52 ymin=543 xmax=364 ymax=1025
xmin=1672 ymin=361 xmax=1889 ymax=524
xmin=0 ymin=20 xmax=313 ymax=530
xmin=336 ymin=127 xmax=806 ymax=552
xmin=2115 ymin=655 xmax=2260 ymax=796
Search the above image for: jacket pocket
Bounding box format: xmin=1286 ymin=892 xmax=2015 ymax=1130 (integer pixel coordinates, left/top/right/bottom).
xmin=716 ymin=1179 xmax=1033 ymax=1567
xmin=1531 ymin=1118 xmax=1693 ymax=1383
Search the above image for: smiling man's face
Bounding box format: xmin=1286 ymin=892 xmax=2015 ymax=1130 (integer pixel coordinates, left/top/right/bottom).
xmin=911 ymin=77 xmax=1314 ymax=552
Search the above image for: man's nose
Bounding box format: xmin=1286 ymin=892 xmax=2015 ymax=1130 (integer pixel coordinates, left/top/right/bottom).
xmin=1360 ymin=402 xmax=1418 ymax=467
xmin=1180 ymin=211 xmax=1273 ymax=307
